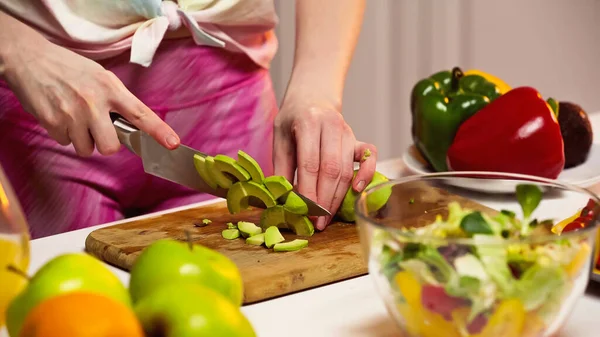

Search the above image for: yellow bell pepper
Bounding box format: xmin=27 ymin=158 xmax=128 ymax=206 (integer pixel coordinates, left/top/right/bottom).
xmin=463 ymin=69 xmax=512 ymax=95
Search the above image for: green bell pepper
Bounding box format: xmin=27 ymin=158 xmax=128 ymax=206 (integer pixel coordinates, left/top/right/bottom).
xmin=410 ymin=67 xmax=502 ymax=172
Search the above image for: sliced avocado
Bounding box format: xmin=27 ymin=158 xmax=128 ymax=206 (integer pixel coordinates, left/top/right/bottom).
xmin=273 ymin=239 xmax=308 ymax=252
xmin=246 ymin=233 xmax=265 ymax=246
xmin=222 ymin=229 xmax=240 ymax=240
xmin=281 ymin=191 xmax=308 ymax=215
xmin=206 ymin=156 xmax=235 ymax=189
xmin=264 ymin=226 xmax=285 ymax=248
xmin=214 ymin=154 xmax=251 ymax=182
xmin=238 ymin=221 xmax=262 ymax=238
xmin=237 ymin=150 xmax=265 ymax=183
xmin=285 ymin=212 xmax=315 ymax=237
xmin=226 ymin=181 xmax=277 ymax=214
xmin=193 ymin=154 xmax=218 ymax=190
xmin=259 ymin=205 xmax=288 ymax=231
xmin=263 ymin=176 xmax=293 ymax=199
xmin=227 ymin=222 xmax=237 ymax=229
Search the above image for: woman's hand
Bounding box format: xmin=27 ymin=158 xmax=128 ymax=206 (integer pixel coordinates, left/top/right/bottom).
xmin=273 ymin=97 xmax=377 ymax=230
xmin=0 ymin=23 xmax=180 ymax=157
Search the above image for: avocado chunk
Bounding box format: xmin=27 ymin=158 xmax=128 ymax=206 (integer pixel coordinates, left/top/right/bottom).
xmin=193 ymin=154 xmax=218 ymax=190
xmin=263 ymin=176 xmax=294 ymax=199
xmin=222 ymin=229 xmax=240 ymax=240
xmin=206 ymin=156 xmax=235 ymax=189
xmin=246 ymin=233 xmax=265 ymax=246
xmin=259 ymin=205 xmax=288 ymax=231
xmin=226 ymin=181 xmax=277 ymax=214
xmin=238 ymin=221 xmax=262 ymax=238
xmin=337 ymin=170 xmax=391 ymax=222
xmin=281 ymin=191 xmax=308 ymax=215
xmin=273 ymin=239 xmax=308 ymax=252
xmin=214 ymin=154 xmax=251 ymax=182
xmin=237 ymin=150 xmax=265 ymax=183
xmin=285 ymin=212 xmax=315 ymax=237
xmin=227 ymin=222 xmax=237 ymax=229
xmin=264 ymin=226 xmax=285 ymax=248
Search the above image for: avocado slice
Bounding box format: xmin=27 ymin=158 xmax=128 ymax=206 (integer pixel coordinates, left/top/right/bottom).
xmin=264 ymin=226 xmax=285 ymax=248
xmin=238 ymin=221 xmax=262 ymax=238
xmin=222 ymin=228 xmax=240 ymax=240
xmin=273 ymin=239 xmax=308 ymax=252
xmin=263 ymin=176 xmax=293 ymax=199
xmin=237 ymin=150 xmax=265 ymax=183
xmin=226 ymin=181 xmax=277 ymax=214
xmin=227 ymin=222 xmax=237 ymax=229
xmin=246 ymin=233 xmax=265 ymax=246
xmin=285 ymin=212 xmax=315 ymax=237
xmin=259 ymin=205 xmax=288 ymax=231
xmin=281 ymin=191 xmax=308 ymax=215
xmin=206 ymin=156 xmax=235 ymax=189
xmin=193 ymin=154 xmax=218 ymax=190
xmin=214 ymin=154 xmax=251 ymax=182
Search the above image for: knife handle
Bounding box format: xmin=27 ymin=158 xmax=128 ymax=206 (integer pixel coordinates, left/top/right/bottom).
xmin=110 ymin=112 xmax=141 ymax=154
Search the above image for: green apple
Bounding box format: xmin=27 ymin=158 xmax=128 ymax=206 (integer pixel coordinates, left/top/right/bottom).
xmin=6 ymin=253 xmax=130 ymax=337
xmin=337 ymin=170 xmax=392 ymax=222
xmin=135 ymin=283 xmax=256 ymax=337
xmin=129 ymin=239 xmax=243 ymax=307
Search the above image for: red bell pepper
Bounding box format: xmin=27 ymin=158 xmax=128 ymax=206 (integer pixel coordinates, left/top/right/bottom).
xmin=446 ymin=86 xmax=565 ymax=179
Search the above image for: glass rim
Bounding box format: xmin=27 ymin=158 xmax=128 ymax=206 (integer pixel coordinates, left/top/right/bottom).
xmin=355 ymin=171 xmax=600 ymax=246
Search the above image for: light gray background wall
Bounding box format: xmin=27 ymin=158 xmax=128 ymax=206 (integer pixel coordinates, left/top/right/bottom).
xmin=270 ymin=0 xmax=600 ymax=161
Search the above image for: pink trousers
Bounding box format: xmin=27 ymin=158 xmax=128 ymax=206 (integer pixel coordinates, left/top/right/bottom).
xmin=0 ymin=38 xmax=278 ymax=239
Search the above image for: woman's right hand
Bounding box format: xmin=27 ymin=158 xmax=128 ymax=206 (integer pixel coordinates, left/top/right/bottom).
xmin=0 ymin=29 xmax=180 ymax=157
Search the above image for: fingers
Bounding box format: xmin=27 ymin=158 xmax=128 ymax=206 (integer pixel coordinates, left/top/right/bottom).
xmin=89 ymin=113 xmax=121 ymax=156
xmin=294 ymin=119 xmax=321 ymax=208
xmin=111 ymin=86 xmax=180 ymax=150
xmin=67 ymin=124 xmax=94 ymax=157
xmin=353 ymin=142 xmax=378 ymax=192
xmin=272 ymin=121 xmax=297 ymax=183
xmin=314 ymin=122 xmax=344 ymax=230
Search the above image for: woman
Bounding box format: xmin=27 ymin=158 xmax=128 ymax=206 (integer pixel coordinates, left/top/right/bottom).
xmin=0 ymin=0 xmax=377 ymax=239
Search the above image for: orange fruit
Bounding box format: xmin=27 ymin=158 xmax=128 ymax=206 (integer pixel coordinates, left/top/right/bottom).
xmin=19 ymin=291 xmax=143 ymax=337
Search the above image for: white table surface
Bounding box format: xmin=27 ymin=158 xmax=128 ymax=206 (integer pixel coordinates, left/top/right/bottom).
xmin=5 ymin=113 xmax=600 ymax=337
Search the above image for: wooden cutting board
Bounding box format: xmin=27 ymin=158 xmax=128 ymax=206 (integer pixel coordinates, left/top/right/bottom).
xmin=85 ymin=182 xmax=495 ymax=304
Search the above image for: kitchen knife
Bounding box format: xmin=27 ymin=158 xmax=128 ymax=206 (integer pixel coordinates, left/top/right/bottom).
xmin=110 ymin=113 xmax=331 ymax=217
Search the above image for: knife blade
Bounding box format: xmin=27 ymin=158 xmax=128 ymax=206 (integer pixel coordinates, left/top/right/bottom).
xmin=110 ymin=114 xmax=331 ymax=217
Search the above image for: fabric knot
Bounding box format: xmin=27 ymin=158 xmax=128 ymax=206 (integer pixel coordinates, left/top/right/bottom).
xmin=160 ymin=1 xmax=182 ymax=30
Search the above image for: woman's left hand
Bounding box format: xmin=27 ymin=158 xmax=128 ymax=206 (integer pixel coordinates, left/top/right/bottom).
xmin=273 ymin=97 xmax=378 ymax=231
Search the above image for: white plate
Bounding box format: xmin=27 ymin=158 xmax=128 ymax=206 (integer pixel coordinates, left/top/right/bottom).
xmin=403 ymin=144 xmax=600 ymax=193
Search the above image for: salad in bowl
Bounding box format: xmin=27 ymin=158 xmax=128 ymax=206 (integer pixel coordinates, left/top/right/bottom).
xmin=355 ymin=172 xmax=599 ymax=337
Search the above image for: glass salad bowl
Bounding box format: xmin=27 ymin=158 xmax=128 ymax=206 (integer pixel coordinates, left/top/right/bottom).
xmin=355 ymin=172 xmax=600 ymax=337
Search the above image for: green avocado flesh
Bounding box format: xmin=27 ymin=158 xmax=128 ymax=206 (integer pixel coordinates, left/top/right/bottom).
xmin=259 ymin=206 xmax=288 ymax=230
xmin=193 ymin=154 xmax=218 ymax=190
xmin=285 ymin=212 xmax=315 ymax=237
xmin=281 ymin=191 xmax=308 ymax=215
xmin=273 ymin=239 xmax=308 ymax=252
xmin=238 ymin=221 xmax=262 ymax=238
xmin=246 ymin=233 xmax=265 ymax=246
xmin=337 ymin=171 xmax=391 ymax=222
xmin=237 ymin=150 xmax=265 ymax=184
xmin=264 ymin=226 xmax=285 ymax=248
xmin=263 ymin=176 xmax=293 ymax=199
xmin=206 ymin=156 xmax=235 ymax=189
xmin=222 ymin=229 xmax=240 ymax=240
xmin=214 ymin=154 xmax=251 ymax=182
xmin=226 ymin=181 xmax=277 ymax=214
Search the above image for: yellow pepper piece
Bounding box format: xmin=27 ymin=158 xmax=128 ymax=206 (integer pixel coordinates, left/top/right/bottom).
xmin=394 ymin=271 xmax=461 ymax=337
xmin=566 ymin=242 xmax=592 ymax=277
xmin=477 ymin=299 xmax=526 ymax=337
xmin=464 ymin=69 xmax=512 ymax=95
xmin=552 ymin=209 xmax=582 ymax=234
xmin=520 ymin=312 xmax=546 ymax=337
xmin=394 ymin=271 xmax=423 ymax=336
